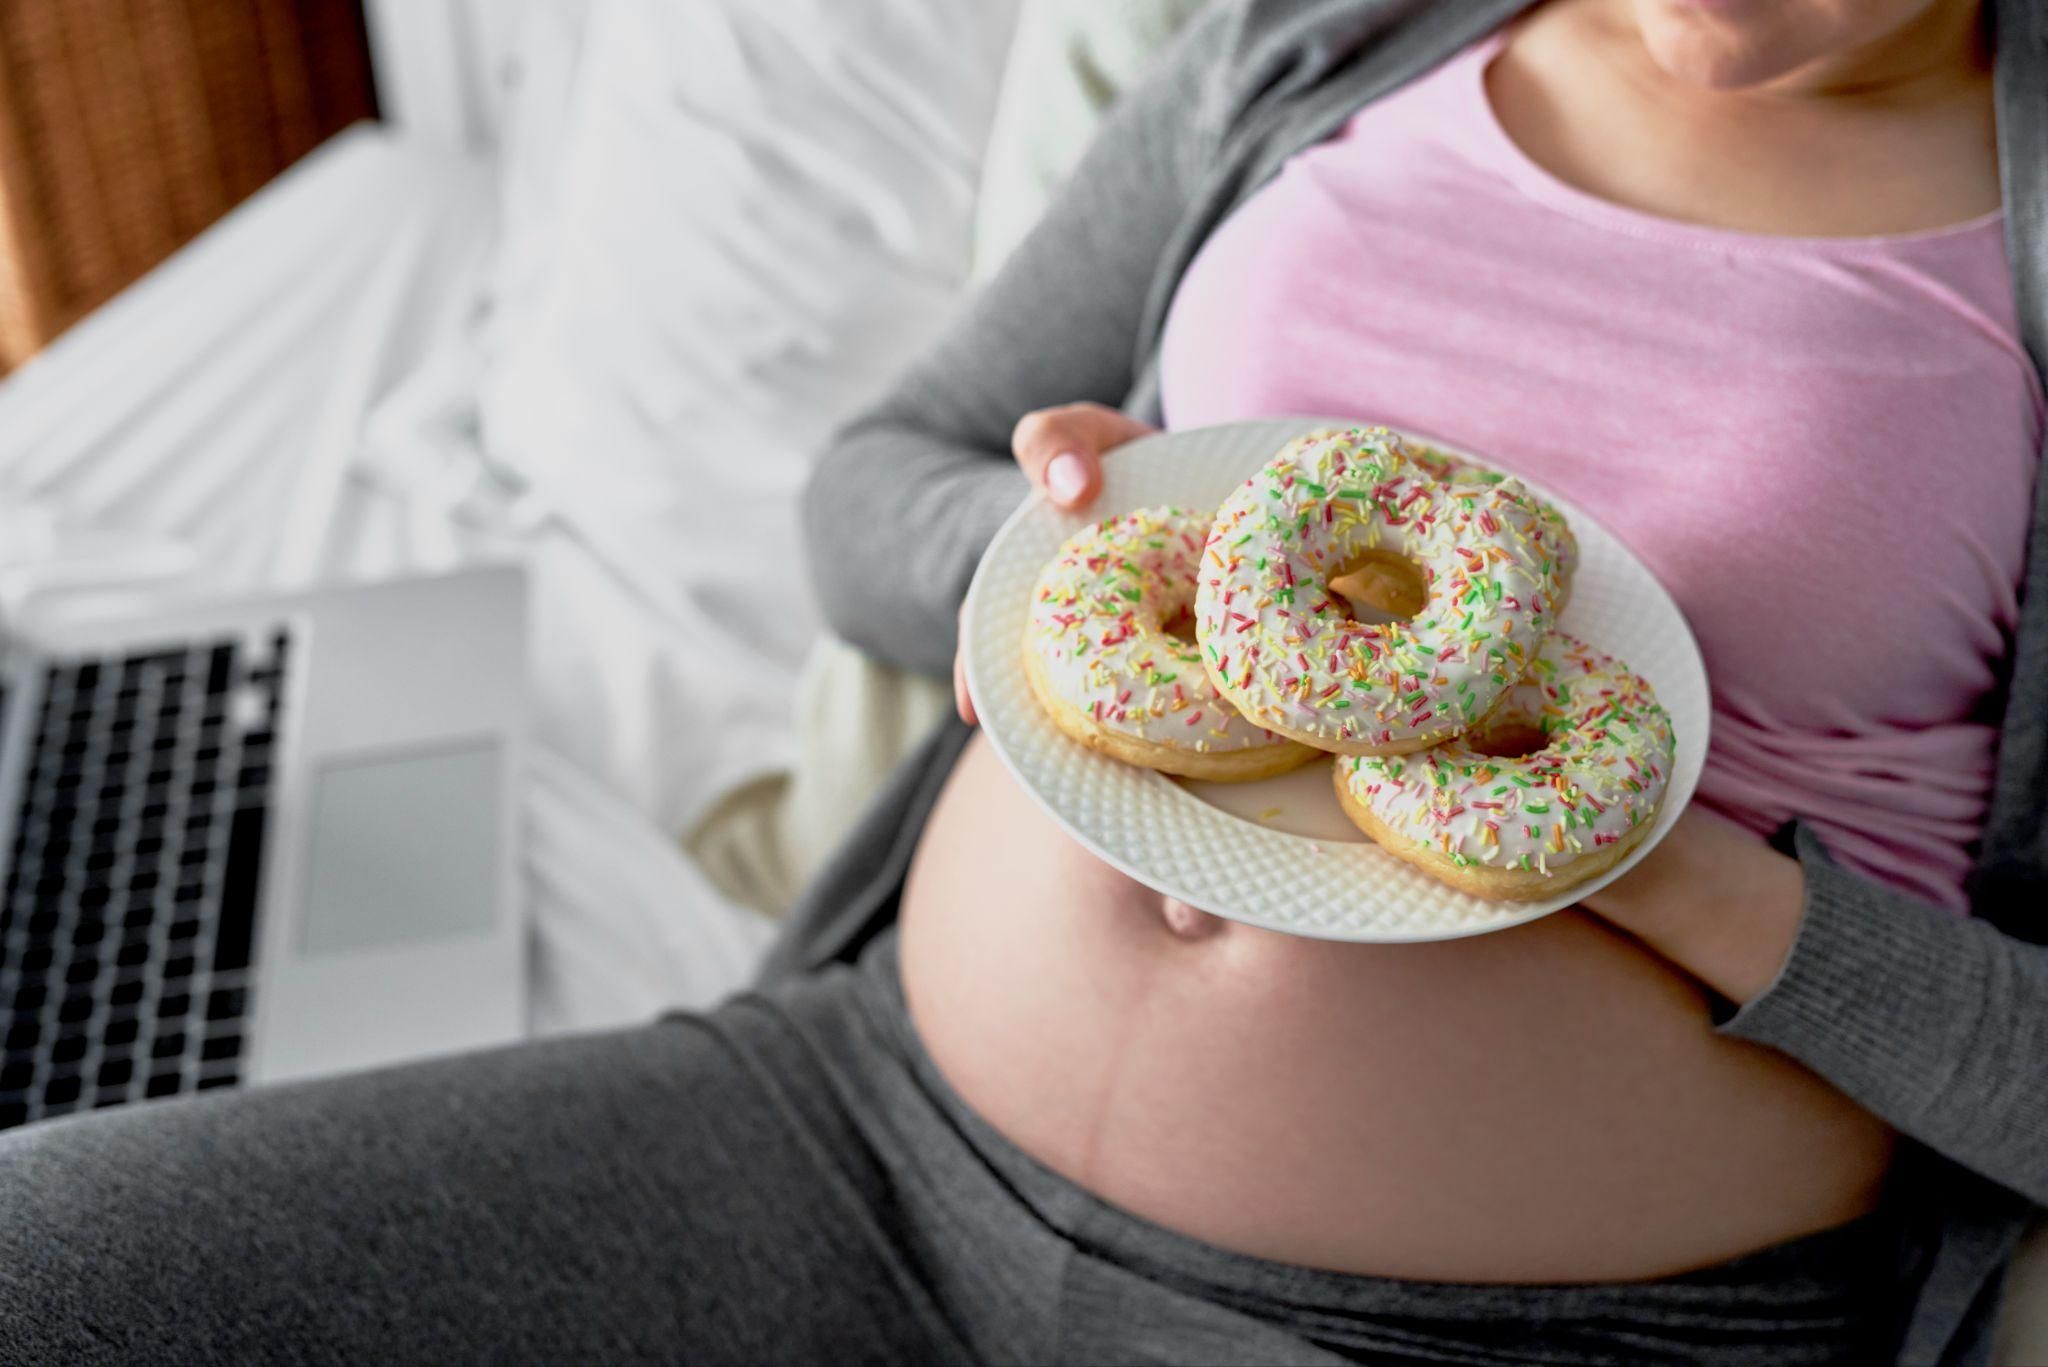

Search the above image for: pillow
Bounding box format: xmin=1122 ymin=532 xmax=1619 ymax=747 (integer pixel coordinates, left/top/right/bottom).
xmin=689 ymin=1 xmax=1216 ymax=902
xmin=475 ymin=0 xmax=1020 ymax=831
xmin=478 ymin=0 xmax=595 ymax=360
xmin=971 ymin=0 xmax=1212 ymax=281
xmin=688 ymin=0 xmax=1213 ymax=898
xmin=685 ymin=636 xmax=951 ymax=916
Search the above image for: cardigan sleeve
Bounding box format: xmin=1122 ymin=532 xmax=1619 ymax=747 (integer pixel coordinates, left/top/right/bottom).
xmin=798 ymin=7 xmax=1237 ymax=678
xmin=1719 ymin=822 xmax=2048 ymax=1205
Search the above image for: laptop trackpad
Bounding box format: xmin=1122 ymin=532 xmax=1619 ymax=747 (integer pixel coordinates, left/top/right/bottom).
xmin=297 ymin=741 xmax=504 ymax=957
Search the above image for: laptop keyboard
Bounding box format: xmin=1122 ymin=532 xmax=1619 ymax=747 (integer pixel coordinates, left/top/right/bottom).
xmin=0 ymin=630 xmax=289 ymax=1132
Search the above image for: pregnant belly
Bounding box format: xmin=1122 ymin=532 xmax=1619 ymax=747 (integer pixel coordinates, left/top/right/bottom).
xmin=898 ymin=735 xmax=1896 ymax=1283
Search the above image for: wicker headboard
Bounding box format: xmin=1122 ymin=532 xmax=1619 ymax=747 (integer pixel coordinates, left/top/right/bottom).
xmin=0 ymin=0 xmax=378 ymax=373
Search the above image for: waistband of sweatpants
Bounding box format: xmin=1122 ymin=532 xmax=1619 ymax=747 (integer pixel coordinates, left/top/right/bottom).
xmin=847 ymin=924 xmax=1907 ymax=1362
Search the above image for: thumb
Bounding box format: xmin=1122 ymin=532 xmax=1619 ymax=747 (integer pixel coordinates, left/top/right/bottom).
xmin=1011 ymin=403 xmax=1159 ymax=511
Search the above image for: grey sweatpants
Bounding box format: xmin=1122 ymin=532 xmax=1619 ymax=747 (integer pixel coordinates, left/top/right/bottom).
xmin=0 ymin=928 xmax=1902 ymax=1366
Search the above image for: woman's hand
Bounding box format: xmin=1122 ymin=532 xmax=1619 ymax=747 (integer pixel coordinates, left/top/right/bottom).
xmin=954 ymin=403 xmax=1161 ymax=724
xmin=1577 ymin=803 xmax=1808 ymax=1007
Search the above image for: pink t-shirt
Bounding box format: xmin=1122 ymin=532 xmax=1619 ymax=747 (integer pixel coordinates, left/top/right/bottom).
xmin=1159 ymin=33 xmax=2044 ymax=912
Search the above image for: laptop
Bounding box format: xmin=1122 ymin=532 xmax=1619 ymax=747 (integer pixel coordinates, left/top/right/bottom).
xmin=0 ymin=567 xmax=528 ymax=1131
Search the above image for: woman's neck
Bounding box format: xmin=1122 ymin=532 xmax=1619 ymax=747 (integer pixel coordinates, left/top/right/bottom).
xmin=1493 ymin=0 xmax=2001 ymax=235
xmin=1590 ymin=0 xmax=1993 ymax=109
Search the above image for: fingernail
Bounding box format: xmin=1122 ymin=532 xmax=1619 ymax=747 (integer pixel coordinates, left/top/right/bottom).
xmin=1046 ymin=453 xmax=1088 ymax=505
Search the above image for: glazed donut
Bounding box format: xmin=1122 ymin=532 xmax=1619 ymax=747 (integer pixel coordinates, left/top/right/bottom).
xmin=1332 ymin=631 xmax=1676 ymax=900
xmin=1194 ymin=428 xmax=1564 ymax=756
xmin=1022 ymin=507 xmax=1317 ymax=782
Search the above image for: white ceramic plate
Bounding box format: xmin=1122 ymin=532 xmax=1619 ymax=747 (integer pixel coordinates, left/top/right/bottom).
xmin=962 ymin=418 xmax=1711 ymax=942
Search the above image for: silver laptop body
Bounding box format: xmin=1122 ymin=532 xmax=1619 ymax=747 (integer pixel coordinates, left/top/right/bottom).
xmin=0 ymin=566 xmax=526 ymax=1128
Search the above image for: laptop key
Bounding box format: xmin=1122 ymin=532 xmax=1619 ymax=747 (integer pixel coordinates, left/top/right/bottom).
xmin=212 ymin=805 xmax=265 ymax=973
xmin=206 ymin=646 xmax=234 ymax=696
xmin=123 ymin=649 xmax=184 ymax=679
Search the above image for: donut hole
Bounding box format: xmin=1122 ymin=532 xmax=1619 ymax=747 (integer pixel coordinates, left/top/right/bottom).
xmin=1159 ymin=604 xmax=1199 ymax=644
xmin=1467 ymin=717 xmax=1552 ymax=760
xmin=1329 ymin=551 xmax=1428 ymax=625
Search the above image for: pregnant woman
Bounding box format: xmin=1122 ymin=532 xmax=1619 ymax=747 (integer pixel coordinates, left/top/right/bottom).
xmin=4 ymin=1 xmax=2043 ymax=1363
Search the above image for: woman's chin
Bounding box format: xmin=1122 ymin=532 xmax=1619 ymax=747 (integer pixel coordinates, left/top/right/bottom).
xmin=1630 ymin=0 xmax=1823 ymax=92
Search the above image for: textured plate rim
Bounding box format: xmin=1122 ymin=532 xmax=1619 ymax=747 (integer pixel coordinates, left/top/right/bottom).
xmin=963 ymin=417 xmax=1710 ymax=943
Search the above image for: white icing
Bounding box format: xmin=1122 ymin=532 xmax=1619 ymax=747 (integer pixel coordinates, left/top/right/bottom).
xmin=1400 ymin=438 xmax=1580 ymax=593
xmin=1340 ymin=631 xmax=1676 ymax=875
xmin=1024 ymin=507 xmax=1297 ymax=755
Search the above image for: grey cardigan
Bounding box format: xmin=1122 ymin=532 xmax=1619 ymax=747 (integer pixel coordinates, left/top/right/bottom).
xmin=792 ymin=1 xmax=2048 ymax=1361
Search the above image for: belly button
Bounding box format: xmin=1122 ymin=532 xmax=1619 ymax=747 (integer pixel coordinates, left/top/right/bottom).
xmin=1160 ymin=897 xmax=1226 ymax=941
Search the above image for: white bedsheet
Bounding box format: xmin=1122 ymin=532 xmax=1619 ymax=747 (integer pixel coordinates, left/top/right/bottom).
xmin=0 ymin=125 xmax=777 ymax=1035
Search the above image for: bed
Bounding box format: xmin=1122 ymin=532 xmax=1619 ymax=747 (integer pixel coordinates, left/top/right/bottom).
xmin=0 ymin=0 xmax=2038 ymax=1352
